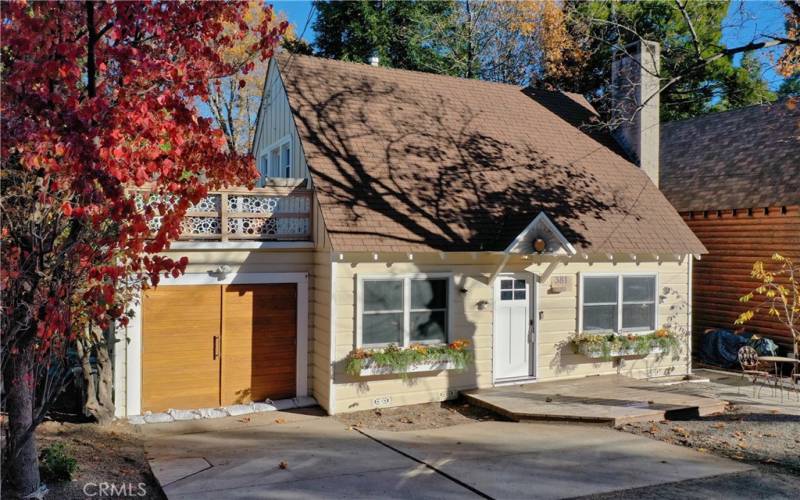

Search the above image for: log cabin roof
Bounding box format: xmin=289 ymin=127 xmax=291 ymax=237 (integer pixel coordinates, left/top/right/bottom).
xmin=277 ymin=54 xmax=705 ymax=255
xmin=660 ymin=99 xmax=800 ymax=213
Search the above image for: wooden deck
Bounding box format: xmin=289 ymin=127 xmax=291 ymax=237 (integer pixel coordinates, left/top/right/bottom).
xmin=464 ymin=375 xmax=728 ymax=426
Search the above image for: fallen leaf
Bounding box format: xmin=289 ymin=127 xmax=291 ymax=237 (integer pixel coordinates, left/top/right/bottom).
xmin=274 ymin=418 xmax=286 ymax=424
xmin=238 ymin=417 xmax=251 ymax=423
xmin=696 ymin=448 xmax=708 ymax=453
xmin=279 ymin=461 xmax=288 ymax=470
xmin=710 ymin=423 xmax=725 ymax=429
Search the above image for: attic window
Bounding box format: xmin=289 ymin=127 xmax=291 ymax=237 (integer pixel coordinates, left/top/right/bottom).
xmin=261 ymin=136 xmax=292 ymax=179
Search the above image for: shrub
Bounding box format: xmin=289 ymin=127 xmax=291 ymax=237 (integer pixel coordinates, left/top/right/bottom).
xmin=39 ymin=442 xmax=78 ymax=482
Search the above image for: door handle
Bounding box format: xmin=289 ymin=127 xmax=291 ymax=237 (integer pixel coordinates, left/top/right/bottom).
xmin=213 ymin=335 xmax=219 ymax=360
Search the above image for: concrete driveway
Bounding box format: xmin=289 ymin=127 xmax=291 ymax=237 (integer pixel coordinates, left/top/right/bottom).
xmin=141 ymin=410 xmax=750 ymax=500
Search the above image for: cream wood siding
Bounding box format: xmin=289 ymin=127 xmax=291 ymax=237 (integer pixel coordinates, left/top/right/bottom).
xmin=253 ymin=59 xmax=308 ymax=179
xmin=537 ymin=260 xmax=691 ymax=381
xmin=330 ymin=254 xmax=691 ymax=414
xmin=311 ymin=251 xmax=333 ymax=412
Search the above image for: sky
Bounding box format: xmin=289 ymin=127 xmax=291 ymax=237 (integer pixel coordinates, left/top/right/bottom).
xmin=271 ymin=0 xmax=790 ymax=89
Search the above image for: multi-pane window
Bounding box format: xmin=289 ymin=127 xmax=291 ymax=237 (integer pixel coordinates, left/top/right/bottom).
xmin=260 ymin=138 xmax=292 ymax=180
xmin=499 ymin=278 xmax=527 ymax=301
xmin=360 ymin=277 xmax=449 ymax=347
xmin=581 ymin=275 xmax=656 ymax=332
xmin=362 ymin=280 xmax=404 ymax=345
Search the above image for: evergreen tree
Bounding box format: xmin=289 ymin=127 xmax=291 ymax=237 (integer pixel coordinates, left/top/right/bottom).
xmin=312 ymin=0 xmax=460 ymax=75
xmin=778 ymin=73 xmax=800 ymax=97
xmin=554 ymin=0 xmax=775 ymax=121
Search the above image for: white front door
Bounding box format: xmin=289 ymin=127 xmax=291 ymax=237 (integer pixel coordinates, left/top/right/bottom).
xmin=494 ymin=275 xmax=534 ymax=381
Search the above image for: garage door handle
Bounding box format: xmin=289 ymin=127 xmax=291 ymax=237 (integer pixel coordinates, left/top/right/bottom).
xmin=213 ymin=335 xmax=219 ymax=360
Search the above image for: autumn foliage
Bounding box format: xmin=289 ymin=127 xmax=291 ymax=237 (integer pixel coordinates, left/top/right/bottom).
xmin=0 ymin=1 xmax=285 ymax=494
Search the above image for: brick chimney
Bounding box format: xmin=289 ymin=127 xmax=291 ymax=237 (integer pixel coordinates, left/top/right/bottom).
xmin=611 ymin=40 xmax=661 ymax=186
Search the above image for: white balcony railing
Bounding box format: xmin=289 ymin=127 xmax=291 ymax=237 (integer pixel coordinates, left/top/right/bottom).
xmin=134 ymin=185 xmax=312 ymax=241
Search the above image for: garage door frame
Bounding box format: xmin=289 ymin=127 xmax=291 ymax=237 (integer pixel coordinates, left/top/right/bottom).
xmin=122 ymin=272 xmax=308 ymax=416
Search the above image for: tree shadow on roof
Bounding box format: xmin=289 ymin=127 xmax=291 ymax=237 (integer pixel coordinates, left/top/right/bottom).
xmin=282 ymin=62 xmax=649 ymax=251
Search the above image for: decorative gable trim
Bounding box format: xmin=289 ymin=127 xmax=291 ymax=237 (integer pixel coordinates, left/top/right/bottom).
xmin=504 ymin=212 xmax=576 ymax=256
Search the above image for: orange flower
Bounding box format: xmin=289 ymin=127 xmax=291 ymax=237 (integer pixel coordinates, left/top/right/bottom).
xmin=350 ymin=348 xmax=370 ymax=359
xmin=448 ymin=338 xmax=470 ymax=350
xmin=654 ymin=328 xmax=670 ymax=338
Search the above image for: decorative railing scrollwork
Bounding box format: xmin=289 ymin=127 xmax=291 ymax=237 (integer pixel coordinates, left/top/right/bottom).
xmin=133 ymin=186 xmax=312 ymax=241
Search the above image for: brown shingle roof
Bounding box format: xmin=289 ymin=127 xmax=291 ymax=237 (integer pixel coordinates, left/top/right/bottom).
xmin=279 ymin=55 xmax=705 ymax=254
xmin=660 ymin=100 xmax=800 ymax=212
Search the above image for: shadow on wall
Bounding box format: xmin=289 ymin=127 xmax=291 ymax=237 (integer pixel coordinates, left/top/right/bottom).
xmin=547 ymin=284 xmax=690 ymax=379
xmin=332 ymin=267 xmax=482 ymax=411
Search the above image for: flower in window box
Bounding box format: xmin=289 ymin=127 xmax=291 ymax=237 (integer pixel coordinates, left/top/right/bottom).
xmin=654 ymin=328 xmax=670 ymax=338
xmin=409 ymin=343 xmax=429 ymax=355
xmin=350 ymin=348 xmax=370 ymax=360
xmin=448 ymin=339 xmax=470 ymax=350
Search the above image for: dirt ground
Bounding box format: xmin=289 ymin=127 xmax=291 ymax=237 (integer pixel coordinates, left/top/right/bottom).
xmin=335 ymin=398 xmax=502 ymax=431
xmin=32 ymin=420 xmax=164 ymax=500
xmin=619 ymin=402 xmax=800 ymax=474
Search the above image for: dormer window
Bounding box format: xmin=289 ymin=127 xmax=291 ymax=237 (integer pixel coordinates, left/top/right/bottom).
xmin=260 ymin=136 xmax=292 ymax=180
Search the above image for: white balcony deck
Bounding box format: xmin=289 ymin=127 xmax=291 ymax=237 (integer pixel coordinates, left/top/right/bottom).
xmin=134 ymin=183 xmax=313 ymax=242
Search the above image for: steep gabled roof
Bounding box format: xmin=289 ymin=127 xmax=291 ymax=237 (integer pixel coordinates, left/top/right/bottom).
xmin=660 ymin=100 xmax=800 ymax=212
xmin=278 ymin=54 xmax=705 ymax=255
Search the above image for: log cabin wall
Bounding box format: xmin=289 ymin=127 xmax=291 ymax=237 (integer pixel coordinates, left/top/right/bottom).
xmin=683 ymin=205 xmax=800 ymax=350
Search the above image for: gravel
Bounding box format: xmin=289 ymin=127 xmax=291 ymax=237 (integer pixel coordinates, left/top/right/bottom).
xmin=619 ymin=403 xmax=800 ymax=473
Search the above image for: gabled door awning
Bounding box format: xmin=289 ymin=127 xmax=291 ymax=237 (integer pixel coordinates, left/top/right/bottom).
xmin=490 ymin=212 xmax=575 ymax=284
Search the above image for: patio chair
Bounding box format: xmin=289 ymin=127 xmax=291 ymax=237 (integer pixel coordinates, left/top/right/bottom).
xmin=737 ymin=346 xmax=779 ymax=398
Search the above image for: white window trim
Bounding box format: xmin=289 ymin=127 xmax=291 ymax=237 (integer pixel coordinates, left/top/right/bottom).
xmin=356 ymin=273 xmax=453 ymax=348
xmin=577 ymin=272 xmax=659 ymax=334
xmin=259 ymin=136 xmax=292 ymax=180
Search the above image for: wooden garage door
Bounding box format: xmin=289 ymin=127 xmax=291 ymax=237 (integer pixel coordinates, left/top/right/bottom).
xmin=142 ymin=286 xmax=222 ymax=413
xmin=141 ymin=284 xmax=297 ymax=412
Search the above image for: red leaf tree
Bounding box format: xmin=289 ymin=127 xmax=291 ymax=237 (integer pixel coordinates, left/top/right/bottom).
xmin=0 ymin=1 xmax=285 ymax=494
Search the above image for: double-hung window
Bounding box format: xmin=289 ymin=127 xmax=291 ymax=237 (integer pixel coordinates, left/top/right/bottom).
xmin=581 ymin=274 xmax=656 ymax=333
xmin=359 ymin=276 xmax=449 ymax=347
xmin=260 ymin=137 xmax=292 ymax=181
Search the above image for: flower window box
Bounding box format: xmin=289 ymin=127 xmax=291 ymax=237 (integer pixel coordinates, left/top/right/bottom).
xmin=570 ymin=329 xmax=679 ymax=361
xmin=345 ymin=340 xmax=472 ymax=378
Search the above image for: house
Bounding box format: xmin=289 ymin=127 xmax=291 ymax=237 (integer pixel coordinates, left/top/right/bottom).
xmin=112 ymin=41 xmax=705 ymax=417
xmin=660 ymin=100 xmax=800 ymax=352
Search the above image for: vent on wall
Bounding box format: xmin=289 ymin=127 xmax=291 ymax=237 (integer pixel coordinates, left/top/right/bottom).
xmin=372 ymin=396 xmax=391 ymax=407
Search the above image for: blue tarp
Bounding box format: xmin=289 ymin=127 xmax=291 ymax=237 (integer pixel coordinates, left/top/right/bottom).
xmin=698 ymin=329 xmax=779 ymax=368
